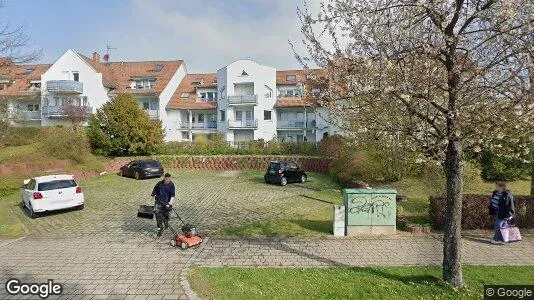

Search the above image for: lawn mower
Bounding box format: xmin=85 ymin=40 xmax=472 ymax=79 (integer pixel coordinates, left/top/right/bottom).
xmin=137 ymin=202 xmax=203 ymax=250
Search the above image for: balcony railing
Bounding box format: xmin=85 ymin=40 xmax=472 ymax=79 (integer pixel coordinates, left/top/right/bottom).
xmin=180 ymin=121 xmax=218 ymax=130
xmin=46 ymin=80 xmax=84 ymax=94
xmin=10 ymin=110 xmax=41 ymax=120
xmin=145 ymin=109 xmax=159 ymax=118
xmin=42 ymin=106 xmax=92 ymax=117
xmin=277 ymin=119 xmax=317 ymax=129
xmin=228 ymin=119 xmax=258 ymax=129
xmin=228 ymin=94 xmax=258 ymax=105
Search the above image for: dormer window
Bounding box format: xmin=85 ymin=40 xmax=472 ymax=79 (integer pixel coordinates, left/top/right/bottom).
xmin=180 ymin=92 xmax=190 ymax=98
xmin=286 ymin=75 xmax=297 ymax=82
xmin=29 ymin=80 xmax=41 ymax=89
xmin=20 ymin=67 xmax=35 ymax=75
xmin=192 ymin=78 xmax=203 ymax=86
xmin=133 ymin=78 xmax=155 ymax=89
xmin=306 ymin=74 xmax=317 ymax=80
xmin=213 ymin=78 xmax=217 ymax=84
xmin=0 ymin=79 xmax=12 ymax=90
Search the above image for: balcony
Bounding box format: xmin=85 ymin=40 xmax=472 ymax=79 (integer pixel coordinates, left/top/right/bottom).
xmin=228 ymin=119 xmax=258 ymax=129
xmin=228 ymin=94 xmax=257 ymax=105
xmin=145 ymin=109 xmax=159 ymax=119
xmin=42 ymin=106 xmax=92 ymax=117
xmin=10 ymin=110 xmax=41 ymax=121
xmin=277 ymin=119 xmax=317 ymax=129
xmin=46 ymin=80 xmax=83 ymax=94
xmin=180 ymin=121 xmax=217 ymax=130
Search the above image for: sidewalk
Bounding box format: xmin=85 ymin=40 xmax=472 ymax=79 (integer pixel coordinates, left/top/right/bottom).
xmin=195 ymin=233 xmax=534 ymax=268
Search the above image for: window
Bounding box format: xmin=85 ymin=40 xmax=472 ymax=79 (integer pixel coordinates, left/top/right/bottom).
xmin=73 ymin=72 xmax=79 ymax=82
xmin=192 ymin=78 xmax=203 ymax=85
xmin=220 ymin=110 xmax=225 ymax=121
xmin=152 ymin=64 xmax=164 ymax=72
xmin=180 ymin=92 xmax=190 ymax=98
xmin=306 ymin=74 xmax=316 ymax=80
xmin=27 ymin=104 xmax=39 ymax=111
xmin=312 ymin=88 xmax=321 ymax=95
xmin=288 ymin=162 xmax=299 ymax=170
xmin=27 ymin=179 xmax=36 ymax=190
xmin=192 ymin=115 xmax=195 ymax=123
xmin=286 ymin=90 xmax=294 ymax=97
xmin=82 ymin=96 xmax=88 ymax=107
xmin=286 ymin=75 xmax=297 ymax=82
xmin=38 ymin=180 xmax=77 ymax=191
xmin=20 ymin=68 xmax=35 ymax=75
xmin=264 ymin=110 xmax=272 ymax=120
xmin=181 ymin=132 xmax=189 ymax=140
xmin=208 ymin=114 xmax=217 ymax=122
xmin=198 ymin=114 xmax=204 ymax=123
xmin=241 ymin=70 xmax=248 ymax=76
xmin=143 ymin=102 xmax=150 ymax=110
xmin=29 ymin=81 xmax=41 ymax=89
xmin=235 ymin=111 xmax=242 ymax=121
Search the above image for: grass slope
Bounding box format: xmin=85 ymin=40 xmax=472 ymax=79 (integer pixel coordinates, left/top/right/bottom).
xmin=190 ymin=266 xmax=534 ymax=300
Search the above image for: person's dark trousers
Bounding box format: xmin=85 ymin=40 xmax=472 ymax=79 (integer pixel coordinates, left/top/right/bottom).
xmin=155 ymin=203 xmax=169 ymax=232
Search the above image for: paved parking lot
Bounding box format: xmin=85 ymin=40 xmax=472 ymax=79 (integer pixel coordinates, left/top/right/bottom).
xmin=0 ymin=170 xmax=332 ymax=299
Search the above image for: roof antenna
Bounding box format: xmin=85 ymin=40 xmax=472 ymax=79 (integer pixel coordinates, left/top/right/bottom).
xmin=103 ymin=42 xmax=116 ymax=63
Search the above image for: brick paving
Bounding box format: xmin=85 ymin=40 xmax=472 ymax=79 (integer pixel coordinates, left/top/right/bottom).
xmin=1 ymin=170 xmax=533 ymax=299
xmin=196 ymin=233 xmax=534 ymax=268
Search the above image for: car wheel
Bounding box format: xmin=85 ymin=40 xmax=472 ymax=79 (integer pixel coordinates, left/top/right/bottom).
xmin=180 ymin=242 xmax=188 ymax=250
xmin=280 ymin=177 xmax=288 ymax=186
xmin=28 ymin=203 xmax=38 ymax=219
xmin=77 ymin=204 xmax=85 ymax=210
xmin=300 ymin=174 xmax=307 ymax=183
xmin=264 ymin=177 xmax=270 ymax=184
xmin=135 ymin=171 xmax=141 ymax=180
xmin=120 ymin=169 xmax=125 ymax=177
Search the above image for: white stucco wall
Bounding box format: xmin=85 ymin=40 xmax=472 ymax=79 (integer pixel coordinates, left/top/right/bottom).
xmin=40 ymin=49 xmax=109 ymax=126
xmin=161 ymin=64 xmax=186 ymax=141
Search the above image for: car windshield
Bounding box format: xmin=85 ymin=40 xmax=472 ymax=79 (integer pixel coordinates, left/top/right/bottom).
xmin=38 ymin=180 xmax=77 ymax=191
xmin=143 ymin=161 xmax=162 ymax=168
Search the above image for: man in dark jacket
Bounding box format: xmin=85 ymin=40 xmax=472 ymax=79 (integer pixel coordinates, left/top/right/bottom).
xmin=488 ymin=182 xmax=515 ymax=244
xmin=151 ymin=173 xmax=176 ymax=236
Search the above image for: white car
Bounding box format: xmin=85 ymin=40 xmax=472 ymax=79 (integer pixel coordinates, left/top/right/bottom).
xmin=21 ymin=174 xmax=84 ymax=218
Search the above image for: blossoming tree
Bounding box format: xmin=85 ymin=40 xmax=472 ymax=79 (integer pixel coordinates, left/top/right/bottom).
xmin=295 ymin=0 xmax=534 ymax=287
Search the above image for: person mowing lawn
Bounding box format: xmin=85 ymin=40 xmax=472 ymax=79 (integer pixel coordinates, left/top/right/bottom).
xmin=488 ymin=181 xmax=515 ymax=244
xmin=151 ymin=173 xmax=176 ymax=237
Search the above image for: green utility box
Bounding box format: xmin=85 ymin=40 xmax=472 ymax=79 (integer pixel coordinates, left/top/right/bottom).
xmin=343 ymin=188 xmax=397 ymax=235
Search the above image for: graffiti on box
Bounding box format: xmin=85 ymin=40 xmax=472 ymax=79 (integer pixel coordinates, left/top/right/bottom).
xmin=348 ymin=195 xmax=393 ymax=220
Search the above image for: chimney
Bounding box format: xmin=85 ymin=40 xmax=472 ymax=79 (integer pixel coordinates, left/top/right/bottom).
xmin=92 ymin=52 xmax=100 ymax=63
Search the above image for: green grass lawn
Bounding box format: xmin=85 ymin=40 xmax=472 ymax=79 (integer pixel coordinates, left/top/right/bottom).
xmin=213 ymin=172 xmax=343 ymax=237
xmin=189 ymin=266 xmax=534 ymax=299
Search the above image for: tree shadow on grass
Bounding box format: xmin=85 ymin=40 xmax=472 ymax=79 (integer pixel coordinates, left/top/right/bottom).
xmin=355 ymin=267 xmax=444 ymax=286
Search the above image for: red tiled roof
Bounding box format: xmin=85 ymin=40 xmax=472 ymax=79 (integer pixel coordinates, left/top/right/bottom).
xmin=167 ymin=73 xmax=218 ymax=110
xmin=0 ymin=60 xmax=51 ymax=98
xmin=80 ymin=54 xmax=183 ymax=94
xmin=276 ymin=68 xmax=326 ymax=85
xmin=274 ymin=69 xmax=325 ymax=107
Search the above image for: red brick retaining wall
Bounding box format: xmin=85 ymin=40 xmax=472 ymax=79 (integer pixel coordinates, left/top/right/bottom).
xmin=105 ymin=155 xmax=331 ymax=174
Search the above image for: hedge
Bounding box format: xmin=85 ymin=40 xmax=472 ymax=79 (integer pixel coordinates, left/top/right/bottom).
xmin=430 ymin=194 xmax=534 ymax=230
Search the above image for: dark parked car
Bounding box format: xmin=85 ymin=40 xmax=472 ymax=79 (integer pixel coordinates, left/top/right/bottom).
xmin=120 ymin=160 xmax=164 ymax=180
xmin=264 ymin=161 xmax=307 ymax=186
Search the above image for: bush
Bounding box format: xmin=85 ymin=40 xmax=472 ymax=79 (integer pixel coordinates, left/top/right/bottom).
xmin=413 ymin=160 xmax=483 ymax=196
xmin=430 ymin=194 xmax=534 ymax=229
xmin=87 ymin=94 xmax=164 ymax=156
xmin=318 ymin=135 xmax=346 ymax=158
xmin=0 ymin=121 xmax=42 ymax=147
xmin=480 ymin=151 xmax=528 ymax=181
xmin=37 ymin=127 xmax=93 ymax=163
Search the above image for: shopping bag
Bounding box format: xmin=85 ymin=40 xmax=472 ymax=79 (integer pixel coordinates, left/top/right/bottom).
xmin=499 ymin=226 xmax=522 ymax=243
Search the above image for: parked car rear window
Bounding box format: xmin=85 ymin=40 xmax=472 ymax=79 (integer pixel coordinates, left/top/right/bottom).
xmin=38 ymin=180 xmax=77 ymax=191
xmin=142 ymin=161 xmax=162 ymax=168
xmin=268 ymin=163 xmax=281 ymax=172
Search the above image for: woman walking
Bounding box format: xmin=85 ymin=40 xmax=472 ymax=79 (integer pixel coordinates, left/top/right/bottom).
xmin=488 ymin=182 xmax=515 ymax=244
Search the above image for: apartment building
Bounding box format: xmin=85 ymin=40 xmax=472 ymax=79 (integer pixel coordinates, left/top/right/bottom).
xmin=166 ymin=59 xmax=336 ymax=142
xmin=1 ymin=52 xmax=336 ymax=142
xmin=1 ymin=49 xmax=186 ymax=128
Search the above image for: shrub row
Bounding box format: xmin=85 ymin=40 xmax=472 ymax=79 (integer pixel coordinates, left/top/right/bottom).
xmin=0 ymin=121 xmax=42 ymax=147
xmin=106 ymin=155 xmax=331 ymax=174
xmin=158 ymin=140 xmax=320 ymax=156
xmin=430 ymin=194 xmax=534 ymax=229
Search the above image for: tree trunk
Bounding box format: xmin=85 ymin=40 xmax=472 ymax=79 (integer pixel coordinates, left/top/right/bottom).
xmin=442 ymin=138 xmax=464 ymax=287
xmin=530 ymin=162 xmax=534 ymax=196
